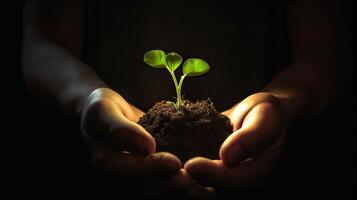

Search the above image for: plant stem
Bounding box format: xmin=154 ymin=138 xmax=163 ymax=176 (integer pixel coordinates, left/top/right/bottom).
xmin=178 ymin=75 xmax=186 ymax=107
xmin=167 ymin=68 xmax=181 ymax=109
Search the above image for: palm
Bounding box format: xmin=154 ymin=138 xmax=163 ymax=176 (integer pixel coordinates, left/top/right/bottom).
xmin=80 ymin=88 xmax=192 ymax=197
xmin=185 ymin=93 xmax=286 ymax=189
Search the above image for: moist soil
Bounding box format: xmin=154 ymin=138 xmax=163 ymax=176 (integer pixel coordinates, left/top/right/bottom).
xmin=138 ymin=99 xmax=233 ymax=162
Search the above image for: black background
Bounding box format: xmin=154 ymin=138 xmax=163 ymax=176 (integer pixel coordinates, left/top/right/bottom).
xmin=5 ymin=1 xmax=356 ymax=198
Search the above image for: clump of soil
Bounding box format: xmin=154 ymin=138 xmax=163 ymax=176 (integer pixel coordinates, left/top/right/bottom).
xmin=138 ymin=99 xmax=233 ymax=162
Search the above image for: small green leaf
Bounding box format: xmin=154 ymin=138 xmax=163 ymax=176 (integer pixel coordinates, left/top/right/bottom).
xmin=143 ymin=50 xmax=166 ymax=68
xmin=183 ymin=58 xmax=210 ymax=76
xmin=166 ymin=52 xmax=182 ymax=72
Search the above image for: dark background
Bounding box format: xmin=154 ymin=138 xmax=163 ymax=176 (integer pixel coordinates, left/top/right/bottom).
xmin=6 ymin=1 xmax=356 ymax=198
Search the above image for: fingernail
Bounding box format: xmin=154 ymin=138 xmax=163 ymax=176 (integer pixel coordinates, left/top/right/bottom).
xmin=226 ymin=145 xmax=244 ymax=167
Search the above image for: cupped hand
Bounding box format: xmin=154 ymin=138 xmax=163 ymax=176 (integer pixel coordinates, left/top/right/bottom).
xmin=80 ymin=88 xmax=192 ymax=197
xmin=185 ymin=92 xmax=288 ymax=190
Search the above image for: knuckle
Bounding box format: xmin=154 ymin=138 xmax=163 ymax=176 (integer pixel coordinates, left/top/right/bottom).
xmin=81 ymin=98 xmax=113 ymax=138
xmin=87 ymin=98 xmax=110 ymax=113
xmin=257 ymin=102 xmax=278 ymax=116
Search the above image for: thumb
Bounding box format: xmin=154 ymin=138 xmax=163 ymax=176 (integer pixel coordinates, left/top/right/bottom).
xmin=220 ymin=102 xmax=282 ymax=166
xmin=82 ymin=97 xmax=155 ymax=155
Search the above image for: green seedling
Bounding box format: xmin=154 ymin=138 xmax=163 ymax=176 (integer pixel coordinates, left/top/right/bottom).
xmin=143 ymin=50 xmax=210 ymax=109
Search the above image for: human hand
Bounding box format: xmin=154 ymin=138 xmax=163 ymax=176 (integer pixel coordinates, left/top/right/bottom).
xmin=80 ymin=88 xmax=192 ymax=197
xmin=185 ymin=92 xmax=288 ymax=190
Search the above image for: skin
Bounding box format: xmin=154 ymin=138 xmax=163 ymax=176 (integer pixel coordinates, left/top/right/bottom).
xmin=80 ymin=88 xmax=194 ymax=197
xmin=184 ymin=0 xmax=352 ymax=191
xmin=185 ymin=93 xmax=286 ymax=189
xmin=22 ymin=0 xmax=351 ymax=197
xmin=22 ymin=0 xmax=195 ymax=197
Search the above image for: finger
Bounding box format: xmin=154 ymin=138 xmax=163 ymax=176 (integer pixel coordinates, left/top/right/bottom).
xmin=185 ymin=136 xmax=284 ymax=189
xmin=86 ymin=88 xmax=143 ymax=122
xmin=228 ymin=92 xmax=281 ymax=131
xmin=220 ymin=102 xmax=282 ymax=166
xmin=138 ymin=169 xmax=193 ymax=198
xmin=226 ymin=101 xmax=252 ymax=131
xmin=109 ymin=121 xmax=155 ymax=155
xmin=82 ymin=97 xmax=155 ymax=155
xmin=129 ymin=104 xmax=145 ymax=121
xmin=93 ymin=151 xmax=182 ymax=179
xmin=185 ymin=157 xmax=226 ymax=187
xmin=186 ymin=159 xmax=265 ymax=191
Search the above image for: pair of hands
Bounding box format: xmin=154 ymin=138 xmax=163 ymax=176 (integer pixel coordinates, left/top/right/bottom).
xmin=80 ymin=88 xmax=288 ymax=197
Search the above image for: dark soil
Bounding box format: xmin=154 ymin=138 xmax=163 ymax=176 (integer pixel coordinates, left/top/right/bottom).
xmin=138 ymin=100 xmax=233 ymax=162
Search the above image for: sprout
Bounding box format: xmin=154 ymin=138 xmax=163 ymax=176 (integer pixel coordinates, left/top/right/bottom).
xmin=144 ymin=50 xmax=210 ymax=109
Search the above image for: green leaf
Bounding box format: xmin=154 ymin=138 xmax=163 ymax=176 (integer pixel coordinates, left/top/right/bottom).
xmin=166 ymin=52 xmax=182 ymax=72
xmin=143 ymin=50 xmax=166 ymax=68
xmin=183 ymin=58 xmax=210 ymax=76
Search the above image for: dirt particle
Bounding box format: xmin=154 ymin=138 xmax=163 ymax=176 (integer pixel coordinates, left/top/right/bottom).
xmin=138 ymin=100 xmax=233 ymax=162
